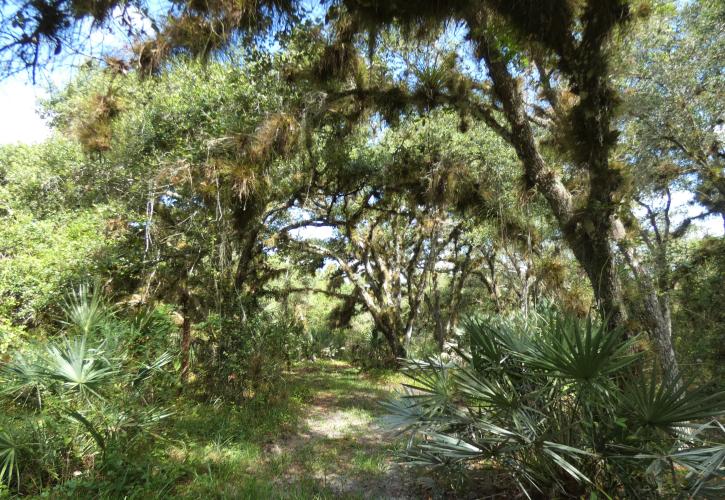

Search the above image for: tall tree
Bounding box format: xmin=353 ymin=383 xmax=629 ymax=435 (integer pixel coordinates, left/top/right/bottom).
xmin=5 ymin=0 xmax=713 ymax=373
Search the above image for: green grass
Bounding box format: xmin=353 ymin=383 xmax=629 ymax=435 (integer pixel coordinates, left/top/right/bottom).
xmin=41 ymin=360 xmax=407 ymax=499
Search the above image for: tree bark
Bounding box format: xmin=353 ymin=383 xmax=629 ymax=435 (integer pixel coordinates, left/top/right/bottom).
xmin=375 ymin=316 xmax=406 ymax=360
xmin=179 ymin=290 xmax=192 ymax=384
xmin=621 ymin=245 xmax=682 ymax=384
xmin=473 ymin=27 xmax=629 ymax=335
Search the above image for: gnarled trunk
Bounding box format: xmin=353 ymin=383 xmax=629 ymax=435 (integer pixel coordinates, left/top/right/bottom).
xmin=179 ymin=290 xmax=192 ymax=384
xmin=621 ymin=245 xmax=682 ymax=383
xmin=473 ymin=24 xmax=630 ymax=336
xmin=374 ymin=315 xmax=406 ymax=360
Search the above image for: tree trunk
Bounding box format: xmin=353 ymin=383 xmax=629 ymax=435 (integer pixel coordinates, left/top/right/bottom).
xmin=644 ymin=294 xmax=680 ymax=384
xmin=621 ymin=246 xmax=682 ymax=383
xmin=376 ymin=316 xmax=406 ymax=360
xmin=475 ymin=31 xmax=630 ymax=336
xmin=569 ymin=233 xmax=629 ymax=333
xmin=180 ymin=291 xmax=192 ymax=384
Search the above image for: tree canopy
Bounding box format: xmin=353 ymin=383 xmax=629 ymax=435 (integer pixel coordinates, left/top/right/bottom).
xmin=0 ymin=0 xmax=723 ymax=497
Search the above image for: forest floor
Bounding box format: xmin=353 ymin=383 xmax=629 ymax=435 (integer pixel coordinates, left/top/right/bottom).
xmin=163 ymin=360 xmax=415 ymax=499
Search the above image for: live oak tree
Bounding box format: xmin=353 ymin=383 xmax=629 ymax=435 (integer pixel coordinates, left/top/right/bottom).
xmin=4 ymin=0 xmax=717 ymax=373
xmin=272 ymin=108 xmax=537 ymax=358
xmin=613 ymin=0 xmax=724 ymax=380
xmin=283 ymin=192 xmax=439 ymax=359
xmin=44 ymin=56 xmax=314 ymax=382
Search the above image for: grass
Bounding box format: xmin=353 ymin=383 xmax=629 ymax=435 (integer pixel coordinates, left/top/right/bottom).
xmin=40 ymin=360 xmax=408 ymax=499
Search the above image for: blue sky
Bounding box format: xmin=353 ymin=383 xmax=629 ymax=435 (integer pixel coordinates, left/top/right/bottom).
xmin=0 ymin=2 xmax=151 ymax=144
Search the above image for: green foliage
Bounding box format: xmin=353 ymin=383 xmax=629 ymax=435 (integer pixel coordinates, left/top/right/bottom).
xmin=0 ymin=2 xmax=723 ymax=497
xmin=617 ymin=0 xmax=725 ymax=221
xmin=0 ymin=430 xmax=21 ymax=488
xmin=0 ymin=139 xmax=123 ymax=329
xmin=0 ymin=208 xmax=116 ymax=325
xmin=519 ymin=315 xmax=640 ymax=381
xmin=0 ymin=139 xmax=92 ymax=217
xmin=384 ymin=311 xmax=725 ymax=497
xmin=0 ymin=286 xmax=174 ymax=494
xmin=673 ymin=237 xmax=725 ymax=386
xmin=44 ymin=336 xmax=117 ymax=400
xmin=194 ymin=311 xmax=298 ymax=400
xmin=60 ymin=283 xmax=115 ymax=337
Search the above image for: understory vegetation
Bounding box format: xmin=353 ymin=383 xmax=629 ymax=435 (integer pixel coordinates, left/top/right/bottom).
xmin=386 ymin=315 xmax=725 ymax=498
xmin=1 ymin=0 xmax=724 ymax=497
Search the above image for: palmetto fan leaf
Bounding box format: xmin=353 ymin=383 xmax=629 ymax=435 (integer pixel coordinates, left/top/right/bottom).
xmin=132 ymin=352 xmax=173 ymax=387
xmin=60 ymin=283 xmax=115 ymax=336
xmin=417 ymin=432 xmax=483 ymax=461
xmin=0 ymin=430 xmax=22 ymax=487
xmin=623 ymin=370 xmax=725 ymax=429
xmin=0 ymin=354 xmax=46 ymax=406
xmin=633 ymin=422 xmax=725 ymax=497
xmin=521 ymin=315 xmax=640 ymax=381
xmin=462 ymin=317 xmax=529 ymax=373
xmin=456 ymin=365 xmax=520 ymax=410
xmin=463 ymin=317 xmax=508 ymax=368
xmin=45 ymin=336 xmax=117 ymax=399
xmin=398 ymin=358 xmax=458 ymax=419
xmin=384 ymin=311 xmax=725 ymax=498
xmin=380 ymin=389 xmax=433 ymax=430
xmin=671 ymin=444 xmax=725 ymax=497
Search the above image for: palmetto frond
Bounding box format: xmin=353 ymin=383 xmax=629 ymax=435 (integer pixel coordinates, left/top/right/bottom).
xmin=0 ymin=354 xmax=47 ymax=406
xmin=521 ymin=315 xmax=640 ymax=381
xmin=0 ymin=430 xmax=22 ymax=487
xmin=670 ymin=444 xmax=725 ymax=497
xmin=45 ymin=336 xmax=117 ymax=399
xmin=60 ymin=283 xmax=115 ymax=336
xmin=132 ymin=351 xmax=173 ymax=387
xmin=385 ymin=312 xmax=725 ymax=497
xmin=622 ymin=369 xmax=725 ymax=429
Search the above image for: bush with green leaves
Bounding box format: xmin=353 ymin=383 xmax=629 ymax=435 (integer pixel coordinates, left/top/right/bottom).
xmin=193 ymin=311 xmax=300 ymax=401
xmin=0 ymin=285 xmax=174 ymax=494
xmin=0 ymin=140 xmax=127 ymax=331
xmin=384 ymin=313 xmax=725 ymax=498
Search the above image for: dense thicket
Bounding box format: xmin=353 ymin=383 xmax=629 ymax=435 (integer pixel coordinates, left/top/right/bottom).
xmin=0 ymin=0 xmax=723 ymax=497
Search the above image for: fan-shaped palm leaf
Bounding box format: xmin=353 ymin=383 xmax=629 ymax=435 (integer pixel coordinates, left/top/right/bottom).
xmin=0 ymin=354 xmax=46 ymax=406
xmin=60 ymin=283 xmax=114 ymax=336
xmin=623 ymin=369 xmax=725 ymax=429
xmin=0 ymin=430 xmax=21 ymax=487
xmin=45 ymin=336 xmax=117 ymax=399
xmin=521 ymin=315 xmax=640 ymax=381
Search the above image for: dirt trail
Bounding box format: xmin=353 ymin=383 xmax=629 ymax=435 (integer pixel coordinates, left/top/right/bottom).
xmin=266 ymin=361 xmax=414 ymax=499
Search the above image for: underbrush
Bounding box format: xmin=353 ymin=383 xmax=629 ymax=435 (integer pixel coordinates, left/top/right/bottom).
xmin=0 ymin=287 xmax=314 ymax=498
xmin=384 ymin=312 xmax=725 ymax=498
xmin=0 ymin=286 xmax=177 ymax=497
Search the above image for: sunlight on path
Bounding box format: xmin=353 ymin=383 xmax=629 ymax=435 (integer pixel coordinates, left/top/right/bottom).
xmin=267 ymin=361 xmax=413 ymax=499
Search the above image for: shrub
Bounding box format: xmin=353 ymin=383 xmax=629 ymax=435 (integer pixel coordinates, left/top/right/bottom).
xmin=195 ymin=312 xmax=298 ymax=401
xmin=0 ymin=286 xmax=174 ymax=494
xmin=384 ymin=312 xmax=725 ymax=498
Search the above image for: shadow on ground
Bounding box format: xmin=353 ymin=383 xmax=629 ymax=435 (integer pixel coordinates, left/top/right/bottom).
xmin=165 ymin=360 xmax=414 ymax=499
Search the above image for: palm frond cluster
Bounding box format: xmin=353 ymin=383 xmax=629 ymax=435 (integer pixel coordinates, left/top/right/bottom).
xmin=0 ymin=285 xmax=173 ymax=492
xmin=384 ymin=313 xmax=725 ymax=498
